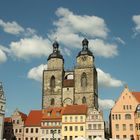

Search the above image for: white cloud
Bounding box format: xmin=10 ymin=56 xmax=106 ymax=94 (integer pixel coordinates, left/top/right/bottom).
xmin=97 ymin=68 xmax=123 ymax=87
xmin=132 ymin=15 xmax=140 ymax=35
xmin=10 ymin=36 xmax=52 ymax=60
xmin=0 ymin=19 xmax=36 ymax=36
xmin=55 ymin=7 xmax=108 ymax=38
xmin=0 ymin=19 xmax=24 ymax=35
xmin=98 ymin=98 xmax=115 ymax=110
xmin=27 ymin=64 xmax=47 ymax=82
xmin=90 ymin=39 xmax=118 ymax=58
xmin=0 ymin=47 xmax=7 ymax=63
xmin=48 ymin=7 xmax=118 ymax=58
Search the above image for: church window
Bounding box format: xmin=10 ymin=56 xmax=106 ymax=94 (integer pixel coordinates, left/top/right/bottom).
xmin=81 ymin=73 xmax=87 ymax=87
xmin=82 ymin=96 xmax=86 ymax=104
xmin=50 ymin=76 xmax=55 ymax=88
xmin=50 ymin=98 xmax=55 ymax=105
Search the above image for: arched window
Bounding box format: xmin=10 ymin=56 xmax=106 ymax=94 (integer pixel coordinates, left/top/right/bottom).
xmin=50 ymin=76 xmax=55 ymax=88
xmin=82 ymin=96 xmax=86 ymax=104
xmin=81 ymin=73 xmax=87 ymax=87
xmin=125 ymin=114 xmax=131 ymax=120
xmin=50 ymin=98 xmax=55 ymax=105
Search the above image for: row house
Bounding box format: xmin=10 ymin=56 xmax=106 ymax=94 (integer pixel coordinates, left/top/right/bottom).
xmin=110 ymin=86 xmax=140 ymax=140
xmin=4 ymin=104 xmax=105 ymax=140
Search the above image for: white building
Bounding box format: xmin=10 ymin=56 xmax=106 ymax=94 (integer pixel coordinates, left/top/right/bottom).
xmin=0 ymin=82 xmax=6 ymax=140
xmin=86 ymin=108 xmax=105 ymax=139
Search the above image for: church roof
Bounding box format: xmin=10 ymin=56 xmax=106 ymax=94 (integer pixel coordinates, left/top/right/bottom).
xmin=63 ymin=79 xmax=74 ymax=87
xmin=25 ymin=110 xmax=42 ymax=126
xmin=63 ymin=104 xmax=88 ymax=115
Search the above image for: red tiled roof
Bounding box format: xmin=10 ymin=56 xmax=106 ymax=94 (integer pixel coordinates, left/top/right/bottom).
xmin=63 ymin=104 xmax=88 ymax=115
xmin=63 ymin=79 xmax=74 ymax=87
xmin=18 ymin=111 xmax=27 ymax=122
xmin=4 ymin=117 xmax=12 ymax=123
xmin=42 ymin=107 xmax=64 ymax=120
xmin=132 ymin=92 xmax=140 ymax=103
xmin=25 ymin=110 xmax=42 ymax=127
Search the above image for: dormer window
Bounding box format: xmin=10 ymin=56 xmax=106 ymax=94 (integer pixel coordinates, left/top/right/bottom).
xmin=56 ymin=111 xmax=61 ymax=116
xmin=47 ymin=111 xmax=52 ymax=116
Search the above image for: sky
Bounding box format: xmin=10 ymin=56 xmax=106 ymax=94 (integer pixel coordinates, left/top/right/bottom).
xmin=0 ymin=0 xmax=140 ymax=121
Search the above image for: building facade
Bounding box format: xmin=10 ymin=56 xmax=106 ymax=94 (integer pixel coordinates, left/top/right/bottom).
xmin=86 ymin=108 xmax=105 ymax=140
xmin=62 ymin=105 xmax=87 ymax=140
xmin=42 ymin=39 xmax=98 ymax=110
xmin=0 ymin=82 xmax=6 ymax=140
xmin=110 ymin=86 xmax=140 ymax=140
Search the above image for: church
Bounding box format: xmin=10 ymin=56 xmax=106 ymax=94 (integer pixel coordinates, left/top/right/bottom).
xmin=42 ymin=38 xmax=98 ymax=110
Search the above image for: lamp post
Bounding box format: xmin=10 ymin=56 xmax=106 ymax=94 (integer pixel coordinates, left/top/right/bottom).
xmin=51 ymin=129 xmax=56 ymax=140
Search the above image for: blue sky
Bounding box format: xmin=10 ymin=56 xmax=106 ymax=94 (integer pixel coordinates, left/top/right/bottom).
xmin=0 ymin=0 xmax=140 ymax=121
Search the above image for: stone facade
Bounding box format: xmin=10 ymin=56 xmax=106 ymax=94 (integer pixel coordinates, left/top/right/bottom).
xmin=42 ymin=39 xmax=98 ymax=110
xmin=0 ymin=82 xmax=6 ymax=140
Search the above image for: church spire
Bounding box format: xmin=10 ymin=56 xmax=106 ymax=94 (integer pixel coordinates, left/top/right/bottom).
xmin=77 ymin=38 xmax=93 ymax=57
xmin=47 ymin=41 xmax=64 ymax=61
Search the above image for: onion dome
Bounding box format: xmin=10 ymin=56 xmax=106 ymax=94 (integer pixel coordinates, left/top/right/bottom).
xmin=48 ymin=41 xmax=64 ymax=61
xmin=77 ymin=38 xmax=93 ymax=57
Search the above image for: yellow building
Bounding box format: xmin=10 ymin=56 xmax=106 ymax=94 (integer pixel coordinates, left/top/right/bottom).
xmin=110 ymin=86 xmax=140 ymax=140
xmin=62 ymin=104 xmax=88 ymax=140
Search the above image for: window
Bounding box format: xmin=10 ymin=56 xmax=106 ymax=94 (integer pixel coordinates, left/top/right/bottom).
xmin=93 ymin=124 xmax=96 ymax=129
xmin=75 ymin=126 xmax=78 ymax=131
xmin=75 ymin=116 xmax=78 ymax=122
xmin=31 ymin=128 xmax=33 ymax=133
xmin=119 ymin=114 xmax=121 ymax=120
xmin=17 ymin=120 xmax=19 ymax=124
xmin=130 ymin=105 xmax=132 ymax=110
xmin=115 ymin=114 xmax=118 ymax=120
xmin=88 ymin=136 xmax=92 ymax=140
xmin=80 ymin=116 xmax=83 ymax=122
xmin=26 ymin=128 xmax=28 ymax=133
xmin=112 ymin=114 xmax=114 ymax=120
xmin=56 ymin=111 xmax=60 ymax=116
xmin=82 ymin=96 xmax=86 ymax=104
xmin=65 ymin=117 xmax=67 ymax=122
xmin=15 ymin=129 xmax=18 ymax=133
xmin=115 ymin=124 xmax=119 ymax=131
xmin=98 ymin=124 xmax=101 ymax=129
xmin=35 ymin=138 xmax=38 ymax=140
xmin=70 ymin=136 xmax=72 ymax=140
xmin=80 ymin=126 xmax=84 ymax=131
xmin=36 ymin=128 xmax=38 ymax=133
xmin=116 ymin=135 xmax=120 ymax=139
xmin=64 ymin=126 xmax=67 ymax=131
xmin=50 ymin=76 xmax=55 ymax=88
xmin=42 ymin=129 xmax=44 ymax=134
xmin=18 ymin=138 xmax=21 ymax=140
xmin=70 ymin=116 xmax=72 ymax=122
xmin=58 ymin=130 xmax=61 ymax=133
xmin=50 ymin=98 xmax=55 ymax=105
xmin=123 ymin=124 xmax=126 ymax=131
xmin=30 ymin=138 xmax=33 ymax=140
xmin=81 ymin=73 xmax=87 ymax=87
xmin=123 ymin=135 xmax=127 ymax=139
xmin=19 ymin=129 xmax=22 ymax=133
xmin=125 ymin=114 xmax=131 ymax=119
xmin=88 ymin=124 xmax=92 ymax=129
xmin=25 ymin=138 xmax=28 ymax=140
xmin=69 ymin=126 xmax=73 ymax=131
xmin=123 ymin=105 xmax=125 ymax=110
xmin=130 ymin=124 xmax=133 ymax=131
xmin=64 ymin=136 xmax=67 ymax=140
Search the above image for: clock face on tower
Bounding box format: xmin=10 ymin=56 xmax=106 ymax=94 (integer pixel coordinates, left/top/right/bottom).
xmin=81 ymin=56 xmax=87 ymax=61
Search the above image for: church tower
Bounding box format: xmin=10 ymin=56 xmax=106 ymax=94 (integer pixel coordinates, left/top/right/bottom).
xmin=42 ymin=41 xmax=64 ymax=109
xmin=0 ymin=82 xmax=6 ymax=139
xmin=74 ymin=39 xmax=98 ymax=109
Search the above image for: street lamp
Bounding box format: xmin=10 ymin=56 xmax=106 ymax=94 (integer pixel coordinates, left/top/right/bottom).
xmin=51 ymin=129 xmax=56 ymax=140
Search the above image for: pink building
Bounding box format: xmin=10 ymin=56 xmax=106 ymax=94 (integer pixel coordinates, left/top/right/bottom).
xmin=110 ymin=86 xmax=140 ymax=139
